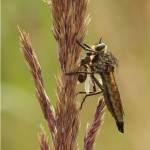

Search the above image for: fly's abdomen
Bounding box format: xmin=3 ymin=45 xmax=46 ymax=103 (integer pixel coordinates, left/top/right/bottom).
xmin=101 ymin=71 xmax=124 ymax=133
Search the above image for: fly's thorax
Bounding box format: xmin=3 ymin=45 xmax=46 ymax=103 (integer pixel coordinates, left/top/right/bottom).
xmin=91 ymin=60 xmax=114 ymax=73
xmin=102 ymin=50 xmax=118 ymax=69
xmin=92 ymin=49 xmax=118 ymax=73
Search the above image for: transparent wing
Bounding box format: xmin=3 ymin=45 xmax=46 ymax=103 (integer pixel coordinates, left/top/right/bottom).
xmin=94 ymin=74 xmax=102 ymax=85
xmin=84 ymin=74 xmax=94 ymax=94
xmin=84 ymin=75 xmax=90 ymax=94
xmin=85 ymin=74 xmax=102 ymax=94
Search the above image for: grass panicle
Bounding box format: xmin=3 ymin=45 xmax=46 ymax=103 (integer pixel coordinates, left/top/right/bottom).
xmin=49 ymin=0 xmax=89 ymax=149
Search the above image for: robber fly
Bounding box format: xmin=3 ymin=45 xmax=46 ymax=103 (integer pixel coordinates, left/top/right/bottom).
xmin=66 ymin=39 xmax=124 ymax=133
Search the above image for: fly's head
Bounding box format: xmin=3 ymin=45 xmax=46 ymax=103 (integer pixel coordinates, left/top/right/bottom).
xmin=94 ymin=43 xmax=107 ymax=52
xmin=90 ymin=39 xmax=107 ymax=63
xmin=90 ymin=41 xmax=118 ymax=72
xmin=92 ymin=37 xmax=107 ymax=54
xmin=96 ymin=38 xmax=118 ymax=71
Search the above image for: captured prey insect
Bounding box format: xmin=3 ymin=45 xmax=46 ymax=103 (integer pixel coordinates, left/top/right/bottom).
xmin=65 ymin=39 xmax=124 ymax=133
xmin=75 ymin=52 xmax=103 ymax=110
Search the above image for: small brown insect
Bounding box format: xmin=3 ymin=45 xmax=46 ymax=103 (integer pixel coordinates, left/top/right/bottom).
xmin=78 ymin=55 xmax=90 ymax=83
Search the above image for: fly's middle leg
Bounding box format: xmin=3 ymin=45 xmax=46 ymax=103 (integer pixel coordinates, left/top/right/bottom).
xmin=79 ymin=74 xmax=103 ymax=110
xmin=78 ymin=75 xmax=97 ymax=94
xmin=91 ymin=74 xmax=104 ymax=91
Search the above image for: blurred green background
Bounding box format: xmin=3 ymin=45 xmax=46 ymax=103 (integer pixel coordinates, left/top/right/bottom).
xmin=2 ymin=0 xmax=150 ymax=149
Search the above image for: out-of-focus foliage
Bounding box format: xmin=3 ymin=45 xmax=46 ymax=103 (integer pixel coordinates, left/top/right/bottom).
xmin=2 ymin=0 xmax=150 ymax=150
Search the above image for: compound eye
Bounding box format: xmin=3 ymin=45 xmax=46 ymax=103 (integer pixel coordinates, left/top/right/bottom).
xmin=96 ymin=43 xmax=106 ymax=51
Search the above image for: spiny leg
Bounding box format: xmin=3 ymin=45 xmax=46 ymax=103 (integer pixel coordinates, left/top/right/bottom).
xmin=76 ymin=41 xmax=98 ymax=54
xmin=76 ymin=40 xmax=91 ymax=51
xmin=78 ymin=86 xmax=96 ymax=94
xmin=65 ymin=71 xmax=92 ymax=75
xmin=83 ymin=43 xmax=91 ymax=49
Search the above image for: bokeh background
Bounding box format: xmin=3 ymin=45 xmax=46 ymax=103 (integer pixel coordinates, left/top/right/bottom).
xmin=2 ymin=0 xmax=150 ymax=149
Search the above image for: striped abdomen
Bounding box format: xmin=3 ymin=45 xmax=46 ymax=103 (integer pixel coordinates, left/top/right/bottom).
xmin=101 ymin=71 xmax=124 ymax=133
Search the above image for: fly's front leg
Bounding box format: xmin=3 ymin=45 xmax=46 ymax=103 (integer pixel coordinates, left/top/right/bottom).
xmin=76 ymin=41 xmax=98 ymax=54
xmin=65 ymin=71 xmax=92 ymax=75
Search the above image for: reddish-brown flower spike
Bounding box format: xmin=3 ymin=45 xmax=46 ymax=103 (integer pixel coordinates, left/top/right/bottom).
xmin=18 ymin=27 xmax=56 ymax=140
xmin=39 ymin=126 xmax=50 ymax=150
xmin=84 ymin=98 xmax=105 ymax=150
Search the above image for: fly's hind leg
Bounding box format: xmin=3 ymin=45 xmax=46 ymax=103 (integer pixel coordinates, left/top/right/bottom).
xmin=79 ymin=90 xmax=102 ymax=110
